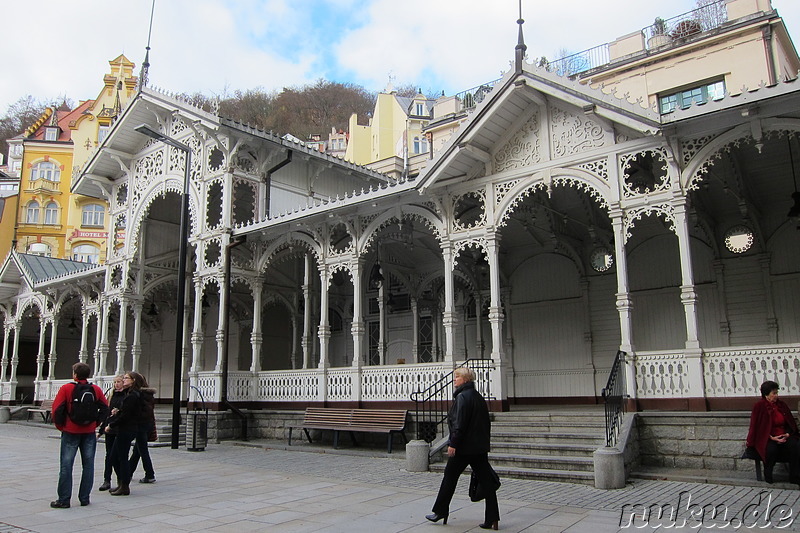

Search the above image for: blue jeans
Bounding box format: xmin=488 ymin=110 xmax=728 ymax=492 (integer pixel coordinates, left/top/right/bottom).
xmin=57 ymin=432 xmax=97 ymax=504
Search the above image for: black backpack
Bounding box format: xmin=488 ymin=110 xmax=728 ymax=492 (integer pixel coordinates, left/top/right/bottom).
xmin=69 ymin=382 xmax=100 ymax=425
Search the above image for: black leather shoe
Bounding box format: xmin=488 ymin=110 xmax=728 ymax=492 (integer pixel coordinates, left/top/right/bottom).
xmin=425 ymin=513 xmax=448 ymax=524
xmin=479 ymin=521 xmax=499 ymax=530
xmin=80 ymin=500 xmax=90 ymax=507
xmin=50 ymin=500 xmax=70 ymax=509
xmin=139 ymin=477 xmax=156 ymax=484
xmin=98 ymin=481 xmax=111 ymax=491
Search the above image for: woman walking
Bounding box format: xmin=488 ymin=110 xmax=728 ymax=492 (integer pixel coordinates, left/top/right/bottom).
xmin=97 ymin=375 xmax=124 ymax=491
xmin=129 ymin=375 xmax=157 ymax=484
xmin=106 ymin=371 xmax=146 ymax=496
xmin=427 ymin=367 xmax=500 ymax=530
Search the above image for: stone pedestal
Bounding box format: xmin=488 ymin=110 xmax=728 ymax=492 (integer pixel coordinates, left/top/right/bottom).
xmin=593 ymin=446 xmax=626 ymax=489
xmin=406 ymin=440 xmax=430 ymax=472
xmin=0 ymin=406 xmax=10 ymax=423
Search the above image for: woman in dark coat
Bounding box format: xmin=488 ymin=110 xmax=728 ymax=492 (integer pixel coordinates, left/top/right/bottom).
xmin=128 ymin=375 xmax=157 ymax=484
xmin=427 ymin=367 xmax=500 ymax=530
xmin=106 ymin=371 xmax=146 ymax=496
xmin=746 ymin=380 xmax=800 ymax=485
xmin=97 ymin=375 xmax=124 ymax=491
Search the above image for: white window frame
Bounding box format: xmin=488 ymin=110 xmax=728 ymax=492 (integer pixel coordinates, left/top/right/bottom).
xmin=72 ymin=244 xmax=100 ymax=264
xmin=81 ymin=204 xmax=105 ymax=227
xmin=31 ymin=161 xmax=61 ymax=182
xmin=26 ymin=201 xmax=40 ymax=223
xmin=44 ymin=202 xmax=58 ymax=225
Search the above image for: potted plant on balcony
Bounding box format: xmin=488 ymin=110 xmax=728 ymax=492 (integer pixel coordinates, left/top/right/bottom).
xmin=647 ymin=17 xmax=672 ymax=49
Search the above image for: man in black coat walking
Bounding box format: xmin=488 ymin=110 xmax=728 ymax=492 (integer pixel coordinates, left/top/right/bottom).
xmin=427 ymin=367 xmax=500 ymax=530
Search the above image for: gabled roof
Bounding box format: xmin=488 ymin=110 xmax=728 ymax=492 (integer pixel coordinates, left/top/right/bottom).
xmin=417 ymin=61 xmax=662 ymax=191
xmin=0 ymin=252 xmax=98 ymax=301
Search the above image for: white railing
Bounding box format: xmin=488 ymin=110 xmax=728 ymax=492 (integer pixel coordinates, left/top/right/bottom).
xmin=193 ymin=361 xmax=497 ymax=404
xmin=635 ymin=344 xmax=800 ymax=398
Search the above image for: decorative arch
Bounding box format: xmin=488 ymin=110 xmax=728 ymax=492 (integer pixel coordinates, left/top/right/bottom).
xmin=682 ymin=119 xmax=800 ymax=192
xmin=127 ymin=177 xmax=202 ymax=259
xmin=257 ymin=231 xmax=323 ymax=273
xmin=623 ymin=204 xmax=677 ymax=244
xmin=358 ymin=204 xmax=445 ymax=254
xmin=495 ymin=168 xmax=612 ymax=228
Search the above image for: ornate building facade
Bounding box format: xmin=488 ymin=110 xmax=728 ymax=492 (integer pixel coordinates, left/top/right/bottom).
xmin=0 ymin=1 xmax=798 ymax=413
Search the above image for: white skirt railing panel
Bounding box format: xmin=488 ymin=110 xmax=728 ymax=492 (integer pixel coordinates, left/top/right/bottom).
xmin=34 ymin=379 xmax=72 ymax=401
xmin=194 ymin=373 xmax=221 ymax=403
xmin=361 ymin=363 xmax=450 ymax=401
xmin=227 ymin=371 xmax=253 ymax=402
xmin=703 ymin=345 xmax=800 ymax=397
xmin=256 ymin=370 xmax=319 ymax=402
xmin=0 ymin=382 xmax=13 ymax=402
xmin=635 ymin=351 xmax=690 ymax=398
xmin=327 ymin=369 xmax=353 ymax=401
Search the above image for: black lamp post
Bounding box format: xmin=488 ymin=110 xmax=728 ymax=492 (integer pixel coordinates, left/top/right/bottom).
xmin=134 ymin=124 xmax=191 ymax=449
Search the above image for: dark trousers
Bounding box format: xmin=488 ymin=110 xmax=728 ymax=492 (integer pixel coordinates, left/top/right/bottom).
xmin=129 ymin=423 xmax=155 ymax=479
xmin=111 ymin=430 xmax=137 ymax=485
xmin=432 ymin=452 xmax=500 ymax=523
xmin=103 ymin=433 xmax=117 ymax=482
xmin=765 ymin=437 xmax=800 ymax=483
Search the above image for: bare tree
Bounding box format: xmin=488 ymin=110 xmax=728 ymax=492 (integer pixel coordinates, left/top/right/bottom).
xmin=0 ymin=96 xmax=50 ymax=163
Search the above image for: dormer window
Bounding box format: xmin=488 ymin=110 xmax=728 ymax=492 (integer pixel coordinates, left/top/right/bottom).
xmin=98 ymin=125 xmax=110 ymax=144
xmin=659 ymin=79 xmax=725 ymax=114
xmin=45 ymin=127 xmax=59 ymax=141
xmin=415 ymin=103 xmax=425 ymax=116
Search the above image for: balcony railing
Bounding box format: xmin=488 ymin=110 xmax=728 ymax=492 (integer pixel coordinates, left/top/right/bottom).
xmin=546 ymin=0 xmax=728 ymax=78
xmin=455 ymin=78 xmax=502 ymax=111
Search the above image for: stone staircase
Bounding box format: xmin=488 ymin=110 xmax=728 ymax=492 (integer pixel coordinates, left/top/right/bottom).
xmin=151 ymin=406 xmax=186 ymax=447
xmin=430 ymin=406 xmax=607 ymax=485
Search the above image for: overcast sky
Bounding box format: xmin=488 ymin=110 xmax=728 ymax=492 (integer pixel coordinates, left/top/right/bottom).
xmin=2 ymin=0 xmax=799 ymax=114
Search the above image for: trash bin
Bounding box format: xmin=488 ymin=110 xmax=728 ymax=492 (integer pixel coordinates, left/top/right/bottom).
xmin=186 ymin=411 xmax=207 ymax=451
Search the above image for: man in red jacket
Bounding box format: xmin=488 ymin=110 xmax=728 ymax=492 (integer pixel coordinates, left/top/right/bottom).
xmin=50 ymin=362 xmax=109 ymax=508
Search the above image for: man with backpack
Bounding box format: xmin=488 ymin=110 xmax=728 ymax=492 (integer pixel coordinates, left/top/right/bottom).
xmin=50 ymin=362 xmax=109 ymax=508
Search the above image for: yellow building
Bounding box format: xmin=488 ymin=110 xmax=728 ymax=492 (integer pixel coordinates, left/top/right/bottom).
xmin=345 ymin=88 xmax=435 ymax=175
xmin=13 ymin=55 xmax=137 ymax=262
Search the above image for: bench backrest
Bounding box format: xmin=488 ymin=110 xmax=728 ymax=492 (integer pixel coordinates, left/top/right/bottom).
xmin=39 ymin=399 xmax=54 ymax=409
xmin=302 ymin=407 xmax=407 ymax=430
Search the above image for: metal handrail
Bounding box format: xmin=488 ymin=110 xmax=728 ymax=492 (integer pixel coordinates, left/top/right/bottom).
xmin=601 ymin=350 xmax=627 ymax=447
xmin=410 ymin=358 xmax=494 ymax=443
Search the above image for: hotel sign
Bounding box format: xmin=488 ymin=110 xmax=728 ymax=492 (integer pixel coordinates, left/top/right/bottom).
xmin=68 ymin=229 xmax=108 ymax=241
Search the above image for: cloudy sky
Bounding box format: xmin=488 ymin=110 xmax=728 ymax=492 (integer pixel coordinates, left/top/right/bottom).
xmin=2 ymin=0 xmax=799 ymax=114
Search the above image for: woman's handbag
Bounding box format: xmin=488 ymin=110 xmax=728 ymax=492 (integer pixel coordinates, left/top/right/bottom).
xmin=148 ymin=426 xmax=158 ymax=442
xmin=468 ymin=466 xmax=501 ymax=502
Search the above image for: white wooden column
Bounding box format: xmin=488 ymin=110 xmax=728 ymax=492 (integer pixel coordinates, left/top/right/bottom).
xmin=411 ymin=298 xmax=419 ymax=363
xmin=377 ymin=285 xmax=387 ymax=365
xmin=9 ymin=323 xmax=20 ymax=383
xmin=351 ymin=260 xmax=365 ymax=368
xmin=46 ymin=320 xmax=57 ymax=379
xmin=302 ymin=254 xmax=312 ymax=369
xmin=442 ymin=243 xmax=457 ymax=362
xmin=611 ymin=210 xmax=636 ymax=399
xmin=291 ymin=316 xmax=299 ymax=369
xmin=0 ymin=326 xmax=9 ymax=382
xmin=35 ymin=318 xmax=46 ymax=381
xmin=215 ymin=279 xmax=226 ymax=372
xmin=131 ymin=302 xmax=143 ymax=372
xmin=92 ymin=312 xmax=103 ymax=375
xmin=191 ymin=279 xmax=204 ymax=372
xmin=674 ymin=200 xmax=705 ymax=400
xmin=317 ymin=268 xmax=331 ymax=369
xmin=115 ymin=301 xmax=128 ymax=375
xmin=250 ymin=281 xmax=263 ymax=372
xmin=475 ymin=293 xmax=484 ymax=358
xmin=99 ymin=301 xmax=111 ymax=375
xmin=486 ymin=236 xmax=505 ymax=362
xmin=78 ymin=309 xmax=90 ymax=364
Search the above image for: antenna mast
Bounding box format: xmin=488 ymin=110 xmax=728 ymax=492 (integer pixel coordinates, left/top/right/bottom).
xmin=139 ymin=0 xmax=156 ymax=90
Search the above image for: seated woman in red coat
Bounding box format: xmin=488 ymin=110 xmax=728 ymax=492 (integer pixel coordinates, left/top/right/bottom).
xmin=746 ymin=380 xmax=800 ymax=485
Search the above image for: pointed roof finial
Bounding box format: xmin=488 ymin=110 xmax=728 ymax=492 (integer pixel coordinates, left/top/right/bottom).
xmin=515 ymin=0 xmax=527 ymax=74
xmin=138 ymin=0 xmax=156 ymax=90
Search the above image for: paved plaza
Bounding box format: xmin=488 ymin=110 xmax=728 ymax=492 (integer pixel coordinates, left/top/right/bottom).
xmin=1 ymin=421 xmax=799 ymax=532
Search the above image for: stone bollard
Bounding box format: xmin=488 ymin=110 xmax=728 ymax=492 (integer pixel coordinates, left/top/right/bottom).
xmin=593 ymin=446 xmax=626 ymax=489
xmin=406 ymin=440 xmax=430 ymax=472
xmin=0 ymin=406 xmax=10 ymax=423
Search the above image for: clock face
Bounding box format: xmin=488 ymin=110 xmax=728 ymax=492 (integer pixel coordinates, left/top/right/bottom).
xmin=590 ymin=247 xmax=614 ymax=273
xmin=723 ymin=225 xmax=754 ymax=254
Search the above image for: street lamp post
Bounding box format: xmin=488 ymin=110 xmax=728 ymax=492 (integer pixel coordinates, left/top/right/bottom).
xmin=135 ymin=124 xmax=191 ymax=449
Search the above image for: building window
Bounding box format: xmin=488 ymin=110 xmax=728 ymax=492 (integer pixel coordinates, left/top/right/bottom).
xmin=31 ymin=161 xmax=61 ymax=182
xmin=72 ymin=244 xmax=100 ymax=264
xmin=98 ymin=125 xmax=110 ymax=144
xmin=413 ymin=137 xmax=429 ymax=154
xmin=415 ymin=103 xmax=425 ymax=115
xmin=45 ymin=127 xmax=59 ymax=141
xmin=44 ymin=202 xmax=58 ymax=225
xmin=26 ymin=201 xmax=40 ymax=223
xmin=659 ymin=80 xmax=725 ymax=114
xmin=81 ymin=204 xmax=105 ymax=227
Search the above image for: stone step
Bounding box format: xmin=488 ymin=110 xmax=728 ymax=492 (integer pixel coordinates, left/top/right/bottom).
xmin=629 ymin=466 xmax=798 ymax=490
xmin=488 ymin=452 xmax=595 ymax=472
xmin=490 ymin=441 xmax=597 ymax=457
xmin=492 ymin=431 xmax=604 ymax=446
xmin=491 ymin=421 xmax=606 ymax=432
xmin=429 ymin=462 xmax=596 ymax=485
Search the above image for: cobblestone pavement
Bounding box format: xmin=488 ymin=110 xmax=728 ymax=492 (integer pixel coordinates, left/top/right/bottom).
xmin=2 ymin=422 xmax=799 ymax=532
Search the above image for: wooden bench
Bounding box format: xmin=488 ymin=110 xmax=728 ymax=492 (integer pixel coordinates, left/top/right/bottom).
xmin=26 ymin=399 xmax=54 ymax=423
xmin=288 ymin=407 xmax=408 ymax=453
xmin=741 ymin=446 xmax=790 ymax=482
